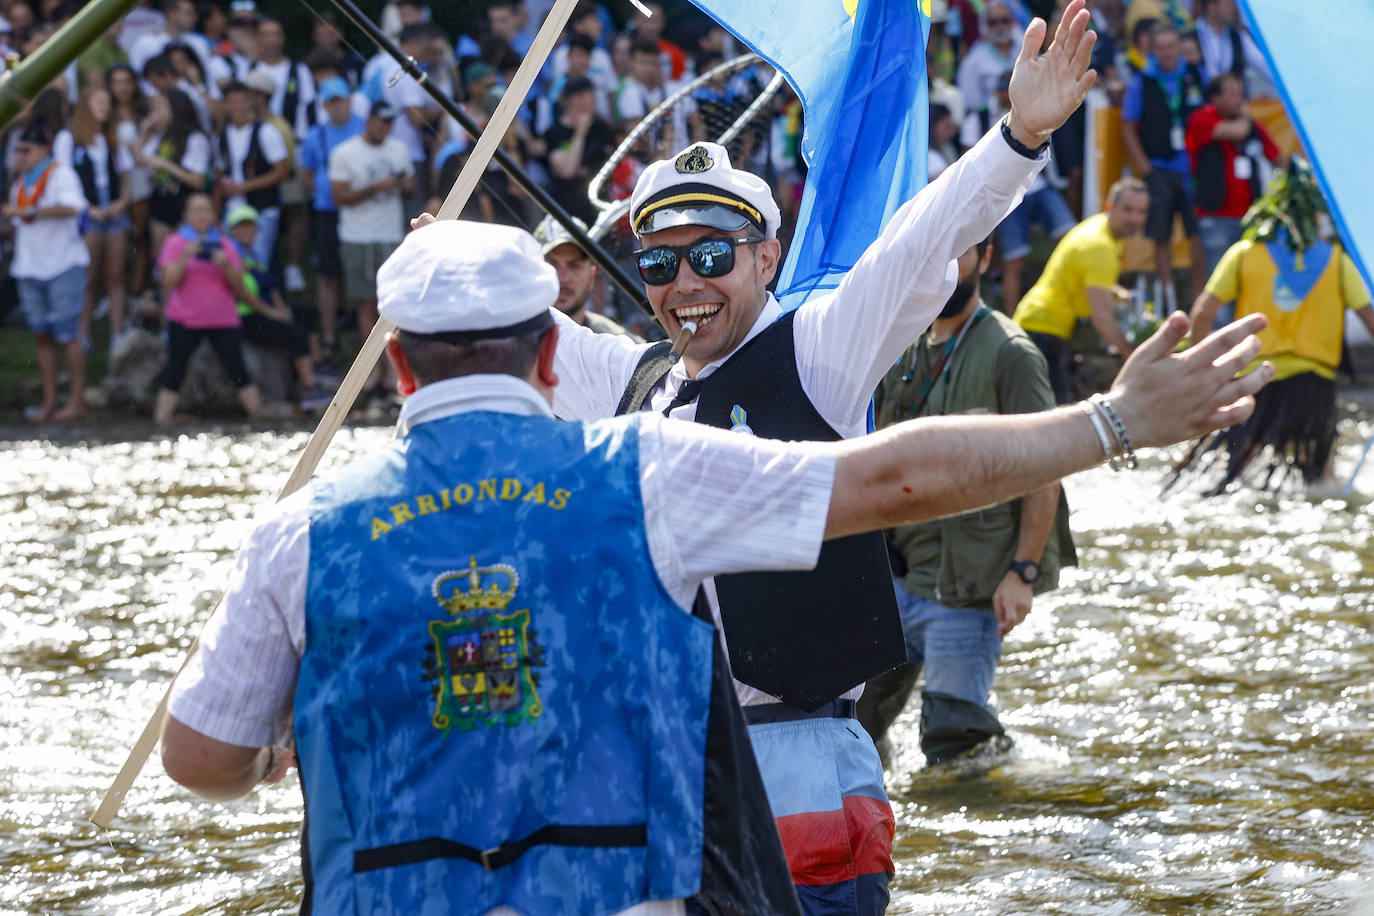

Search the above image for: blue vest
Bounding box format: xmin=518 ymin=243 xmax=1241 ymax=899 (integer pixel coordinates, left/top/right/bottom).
xmin=296 ymin=410 xmax=714 ymax=915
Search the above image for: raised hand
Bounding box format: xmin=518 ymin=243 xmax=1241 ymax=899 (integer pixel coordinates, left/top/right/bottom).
xmin=1006 ymin=0 xmax=1098 ymax=146
xmin=1107 ymin=312 xmax=1274 ymax=449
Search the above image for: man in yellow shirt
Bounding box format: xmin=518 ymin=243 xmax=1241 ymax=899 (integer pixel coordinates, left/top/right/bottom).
xmin=1180 ymin=225 xmax=1374 ymax=492
xmin=1013 ymin=177 xmax=1149 ymax=402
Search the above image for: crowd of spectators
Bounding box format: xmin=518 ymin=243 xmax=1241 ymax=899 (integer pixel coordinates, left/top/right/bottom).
xmin=0 ymin=0 xmax=1294 ymax=423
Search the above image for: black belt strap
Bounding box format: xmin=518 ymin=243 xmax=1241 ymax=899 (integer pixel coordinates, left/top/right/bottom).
xmin=353 ymin=823 xmax=647 ymax=874
xmin=742 ymin=698 xmax=857 ymax=725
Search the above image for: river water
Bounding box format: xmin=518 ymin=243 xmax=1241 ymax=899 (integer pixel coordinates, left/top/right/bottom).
xmin=3 ymin=406 xmax=1372 ymax=915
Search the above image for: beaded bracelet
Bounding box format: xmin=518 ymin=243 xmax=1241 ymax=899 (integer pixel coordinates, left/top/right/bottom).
xmin=1090 ymin=394 xmax=1139 ymax=470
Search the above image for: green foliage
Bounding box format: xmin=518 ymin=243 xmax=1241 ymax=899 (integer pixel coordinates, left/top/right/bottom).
xmin=1241 ymin=158 xmax=1329 ymax=254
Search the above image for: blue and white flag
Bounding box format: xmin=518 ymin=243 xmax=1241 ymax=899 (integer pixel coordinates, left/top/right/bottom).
xmin=688 ymin=0 xmax=933 ymax=310
xmin=1241 ymin=0 xmax=1374 ymax=292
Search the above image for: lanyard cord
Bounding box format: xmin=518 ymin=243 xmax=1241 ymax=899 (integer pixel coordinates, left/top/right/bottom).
xmin=897 ymin=305 xmax=989 ymax=420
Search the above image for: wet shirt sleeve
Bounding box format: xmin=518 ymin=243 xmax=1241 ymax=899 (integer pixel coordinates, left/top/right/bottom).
xmin=550 ymin=307 xmax=649 ymax=420
xmin=167 ymin=490 xmax=310 ymax=748
xmin=636 ymin=414 xmax=835 ymax=610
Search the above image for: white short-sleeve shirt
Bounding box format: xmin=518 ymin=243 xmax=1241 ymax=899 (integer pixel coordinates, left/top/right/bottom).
xmin=218 ymin=121 xmax=288 ymax=212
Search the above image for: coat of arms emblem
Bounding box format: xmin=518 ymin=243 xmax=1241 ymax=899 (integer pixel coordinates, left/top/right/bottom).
xmin=675 ymin=145 xmax=714 ymax=174
xmin=427 ymin=558 xmax=545 ymax=732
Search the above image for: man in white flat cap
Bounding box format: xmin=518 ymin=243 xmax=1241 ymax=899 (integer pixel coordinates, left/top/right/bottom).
xmin=159 ymin=217 xmax=1273 ymax=914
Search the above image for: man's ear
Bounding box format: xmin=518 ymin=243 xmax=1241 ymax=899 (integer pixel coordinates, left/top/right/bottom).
xmin=756 ymin=237 xmax=782 ymax=284
xmin=386 ymin=333 xmax=418 ymax=396
xmin=535 ymin=324 xmax=560 ymax=388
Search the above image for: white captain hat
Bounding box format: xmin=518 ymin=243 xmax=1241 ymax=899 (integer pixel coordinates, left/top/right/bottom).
xmin=377 ymin=220 xmax=558 ymax=338
xmin=629 ymin=141 xmax=782 ymax=240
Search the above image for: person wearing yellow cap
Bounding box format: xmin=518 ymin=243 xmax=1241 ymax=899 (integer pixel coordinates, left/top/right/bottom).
xmin=160 ymin=218 xmax=1273 ymax=915
xmin=534 ymin=4 xmax=1106 ymax=910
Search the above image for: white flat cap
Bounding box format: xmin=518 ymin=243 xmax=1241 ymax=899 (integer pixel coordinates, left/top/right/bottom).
xmin=630 ymin=141 xmax=781 ymax=239
xmin=377 ymin=220 xmax=559 ymax=337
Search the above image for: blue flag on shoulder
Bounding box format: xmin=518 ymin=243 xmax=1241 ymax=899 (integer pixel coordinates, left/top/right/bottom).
xmin=688 ymin=0 xmax=932 ymax=310
xmin=1240 ymin=0 xmax=1374 ymax=293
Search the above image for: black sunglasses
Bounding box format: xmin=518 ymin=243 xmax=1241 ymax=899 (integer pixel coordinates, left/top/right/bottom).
xmin=634 ymin=236 xmax=762 ymax=286
xmin=986 ymin=16 xmax=1014 ymax=25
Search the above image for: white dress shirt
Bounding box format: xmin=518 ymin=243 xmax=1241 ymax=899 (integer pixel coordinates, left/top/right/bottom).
xmin=550 ymin=122 xmax=1045 ymax=706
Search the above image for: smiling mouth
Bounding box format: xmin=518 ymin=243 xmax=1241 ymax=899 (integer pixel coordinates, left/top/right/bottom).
xmin=671 ymin=303 xmax=722 ymax=327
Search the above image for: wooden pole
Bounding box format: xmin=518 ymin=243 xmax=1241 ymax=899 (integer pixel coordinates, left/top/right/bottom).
xmin=90 ymin=0 xmax=585 ymax=829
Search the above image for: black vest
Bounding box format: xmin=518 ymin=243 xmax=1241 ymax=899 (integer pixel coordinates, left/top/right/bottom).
xmin=72 ymin=138 xmax=120 ymax=207
xmin=1138 ymin=63 xmax=1205 ymax=161
xmin=617 ymin=311 xmax=906 ymax=711
xmin=219 ymin=121 xmax=281 ymax=211
xmin=251 ymin=58 xmax=305 ymax=131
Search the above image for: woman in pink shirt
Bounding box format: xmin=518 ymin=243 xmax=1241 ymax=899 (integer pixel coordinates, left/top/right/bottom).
xmin=153 ymin=192 xmax=262 ymax=425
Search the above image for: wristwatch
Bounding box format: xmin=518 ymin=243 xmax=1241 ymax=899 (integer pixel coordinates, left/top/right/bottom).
xmin=1009 ymin=560 xmax=1040 ymax=584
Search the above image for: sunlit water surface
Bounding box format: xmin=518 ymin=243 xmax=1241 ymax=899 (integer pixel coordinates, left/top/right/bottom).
xmin=3 ymin=409 xmax=1373 ymax=915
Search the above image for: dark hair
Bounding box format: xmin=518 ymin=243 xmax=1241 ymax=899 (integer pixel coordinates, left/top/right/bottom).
xmin=142 ymin=51 xmax=176 ymax=81
xmin=107 ymin=62 xmax=150 ymax=119
xmin=29 ymin=85 xmax=67 ymax=129
xmin=561 ymin=75 xmax=595 ymax=100
xmin=570 ymin=1 xmax=598 ymax=25
xmin=305 ymin=48 xmax=341 ymax=74
xmin=929 ymin=102 xmax=952 ymax=126
xmin=399 ymin=22 xmax=440 ymax=46
xmin=694 ymin=49 xmax=723 ymax=73
xmin=395 ymin=326 xmax=546 ymax=386
xmin=487 ymin=0 xmax=523 ymax=14
xmin=161 ymin=88 xmax=202 ymax=164
xmin=221 ymin=79 xmax=251 ymax=96
xmin=196 ymin=1 xmax=224 ymax=31
xmin=1205 ymin=71 xmax=1242 ymax=100
xmin=631 ymin=36 xmax=659 ymax=58
xmin=1132 ymin=17 xmax=1158 ymax=46
xmin=166 ymin=40 xmax=207 ymax=85
xmin=567 ymin=32 xmax=595 ymax=55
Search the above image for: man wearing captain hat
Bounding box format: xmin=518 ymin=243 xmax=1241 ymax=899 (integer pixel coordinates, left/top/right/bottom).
xmin=530 ymin=4 xmax=1105 ymax=910
xmin=161 ymin=216 xmax=1276 ymax=911
xmin=532 ymin=213 xmax=641 ymax=341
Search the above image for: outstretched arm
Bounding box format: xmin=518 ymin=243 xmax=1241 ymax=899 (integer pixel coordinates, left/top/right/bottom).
xmin=797 ymin=0 xmax=1101 ymax=432
xmin=825 ymin=313 xmax=1273 ymax=538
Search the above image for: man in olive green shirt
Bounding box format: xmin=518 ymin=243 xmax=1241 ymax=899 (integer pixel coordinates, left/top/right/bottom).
xmin=859 ymin=238 xmax=1077 ymax=765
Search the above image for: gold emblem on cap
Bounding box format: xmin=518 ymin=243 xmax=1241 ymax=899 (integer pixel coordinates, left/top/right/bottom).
xmin=675 ymin=145 xmax=714 ymax=174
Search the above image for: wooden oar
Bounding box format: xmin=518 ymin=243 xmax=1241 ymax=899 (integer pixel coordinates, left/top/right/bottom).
xmin=90 ymin=0 xmax=584 ymax=829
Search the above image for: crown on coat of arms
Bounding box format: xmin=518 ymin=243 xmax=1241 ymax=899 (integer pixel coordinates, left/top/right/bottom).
xmin=432 ymin=557 xmax=520 ymax=615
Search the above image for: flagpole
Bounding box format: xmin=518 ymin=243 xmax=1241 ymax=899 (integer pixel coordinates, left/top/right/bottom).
xmin=327 ymin=0 xmax=651 ymax=316
xmin=0 ymin=0 xmax=143 ymax=128
xmin=90 ymin=0 xmax=586 ymax=830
